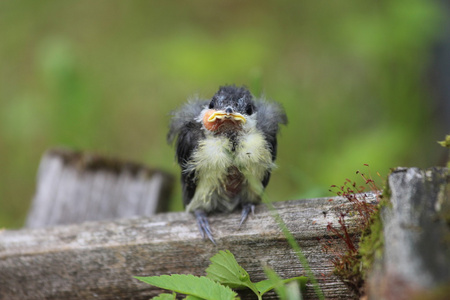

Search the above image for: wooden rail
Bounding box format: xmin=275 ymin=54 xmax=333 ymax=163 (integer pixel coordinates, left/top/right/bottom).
xmin=0 ymin=196 xmax=360 ymax=299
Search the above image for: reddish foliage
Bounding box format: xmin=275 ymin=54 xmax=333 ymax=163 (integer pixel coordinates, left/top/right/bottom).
xmin=321 ymin=165 xmax=383 ymax=292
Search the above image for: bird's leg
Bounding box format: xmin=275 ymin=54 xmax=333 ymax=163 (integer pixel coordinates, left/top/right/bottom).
xmin=194 ymin=210 xmax=216 ymax=245
xmin=239 ymin=203 xmax=255 ymax=228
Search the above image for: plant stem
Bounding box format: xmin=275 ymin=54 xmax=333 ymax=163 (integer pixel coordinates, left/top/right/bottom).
xmin=262 ymin=194 xmax=325 ymax=300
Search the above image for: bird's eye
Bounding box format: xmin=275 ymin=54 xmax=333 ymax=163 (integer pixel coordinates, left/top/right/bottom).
xmin=208 ymin=100 xmax=215 ymax=109
xmin=245 ymin=103 xmax=253 ymax=115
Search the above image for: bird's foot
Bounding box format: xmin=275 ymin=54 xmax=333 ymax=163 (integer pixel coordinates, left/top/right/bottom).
xmin=239 ymin=203 xmax=255 ymax=228
xmin=194 ymin=210 xmax=216 ymax=245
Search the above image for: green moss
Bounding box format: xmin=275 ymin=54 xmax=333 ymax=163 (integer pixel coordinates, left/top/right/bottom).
xmin=358 ymin=202 xmax=385 ymax=280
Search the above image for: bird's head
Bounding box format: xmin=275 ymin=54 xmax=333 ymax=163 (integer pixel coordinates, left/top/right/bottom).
xmin=201 ymin=86 xmax=255 ymax=132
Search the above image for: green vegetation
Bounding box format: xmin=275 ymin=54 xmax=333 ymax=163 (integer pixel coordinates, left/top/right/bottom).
xmin=135 ymin=250 xmax=307 ymax=300
xmin=0 ymin=1 xmax=445 ymax=227
xmin=261 ymin=192 xmax=324 ymax=299
xmin=438 ymin=135 xmax=450 ymax=168
xmin=357 ymin=200 xmax=385 ymax=280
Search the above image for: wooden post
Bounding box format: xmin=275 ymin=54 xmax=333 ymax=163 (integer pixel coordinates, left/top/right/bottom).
xmin=25 ymin=148 xmax=174 ymax=228
xmin=367 ymin=167 xmax=450 ymax=299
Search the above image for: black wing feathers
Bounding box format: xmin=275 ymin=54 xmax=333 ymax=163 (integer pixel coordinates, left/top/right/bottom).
xmin=174 ymin=121 xmax=203 ymax=165
xmin=168 ymin=100 xmax=207 ymax=206
xmin=176 ymin=122 xmax=204 ymax=206
xmin=254 ymin=100 xmax=287 ymax=187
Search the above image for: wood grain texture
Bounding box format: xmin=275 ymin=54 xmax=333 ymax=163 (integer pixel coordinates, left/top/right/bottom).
xmin=26 ymin=148 xmax=174 ymax=228
xmin=0 ymin=196 xmax=363 ymax=299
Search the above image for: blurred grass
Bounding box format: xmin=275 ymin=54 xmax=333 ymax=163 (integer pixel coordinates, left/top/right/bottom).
xmin=0 ymin=0 xmax=446 ymax=228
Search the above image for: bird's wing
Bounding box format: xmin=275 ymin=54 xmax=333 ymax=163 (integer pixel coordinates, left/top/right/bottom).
xmin=254 ymin=99 xmax=288 ymax=187
xmin=167 ymin=99 xmax=207 ymax=206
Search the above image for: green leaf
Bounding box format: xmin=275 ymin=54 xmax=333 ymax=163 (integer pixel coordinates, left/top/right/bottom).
xmin=151 ymin=293 xmax=176 ymax=300
xmin=285 ymin=281 xmax=303 ymax=300
xmin=254 ymin=280 xmax=274 ymax=295
xmin=255 ymin=276 xmax=308 ymax=295
xmin=185 ymin=296 xmax=204 ymax=300
xmin=437 ymin=135 xmax=450 ymax=148
xmin=135 ymin=274 xmax=237 ymax=300
xmin=256 ymin=266 xmax=308 ymax=300
xmin=263 ymin=267 xmax=287 ymax=300
xmin=206 ymin=250 xmax=259 ymax=296
xmin=255 ymin=279 xmax=273 ymax=295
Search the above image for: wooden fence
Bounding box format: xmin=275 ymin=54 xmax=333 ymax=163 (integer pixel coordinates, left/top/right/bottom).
xmin=0 ymin=149 xmax=448 ymax=299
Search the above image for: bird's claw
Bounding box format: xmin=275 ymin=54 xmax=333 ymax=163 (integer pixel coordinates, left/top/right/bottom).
xmin=239 ymin=203 xmax=255 ymax=228
xmin=194 ymin=210 xmax=216 ymax=245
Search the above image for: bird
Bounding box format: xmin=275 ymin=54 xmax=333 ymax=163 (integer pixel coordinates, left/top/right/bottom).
xmin=167 ymin=85 xmax=287 ymax=244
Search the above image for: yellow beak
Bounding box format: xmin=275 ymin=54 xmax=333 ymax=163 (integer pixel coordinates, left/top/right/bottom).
xmin=207 ymin=111 xmax=247 ymax=123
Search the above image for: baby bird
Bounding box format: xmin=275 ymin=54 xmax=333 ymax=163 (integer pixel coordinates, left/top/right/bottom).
xmin=168 ymin=85 xmax=287 ymax=243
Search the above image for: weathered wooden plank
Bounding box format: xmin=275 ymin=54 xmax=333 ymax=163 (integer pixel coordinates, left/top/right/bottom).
xmin=367 ymin=167 xmax=450 ymax=299
xmin=0 ymin=197 xmax=362 ymax=299
xmin=25 ymin=148 xmax=174 ymax=228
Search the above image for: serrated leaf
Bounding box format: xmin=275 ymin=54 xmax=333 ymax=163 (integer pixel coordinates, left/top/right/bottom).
xmin=151 ymin=293 xmax=176 ymax=300
xmin=206 ymin=250 xmax=257 ymax=293
xmin=135 ymin=274 xmax=237 ymax=300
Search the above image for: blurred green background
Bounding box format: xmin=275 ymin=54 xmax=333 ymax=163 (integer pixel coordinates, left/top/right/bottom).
xmin=0 ymin=0 xmax=447 ymax=228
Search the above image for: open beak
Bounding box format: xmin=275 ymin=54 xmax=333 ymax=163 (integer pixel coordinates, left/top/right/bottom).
xmin=207 ymin=110 xmax=247 ymax=124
